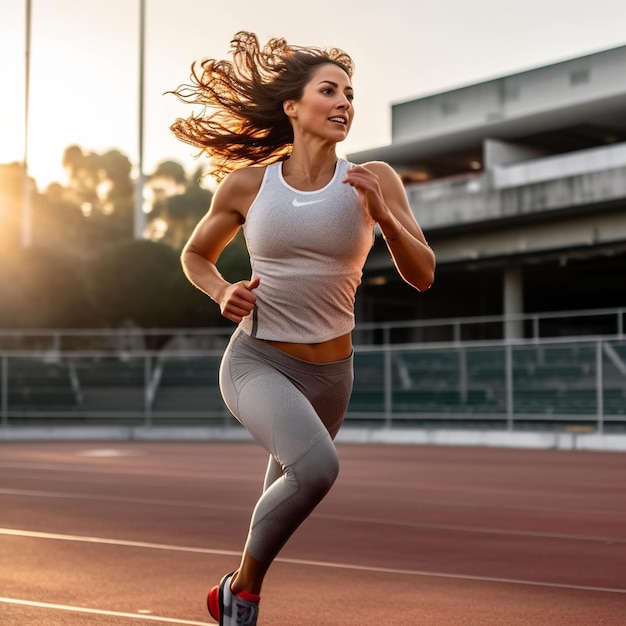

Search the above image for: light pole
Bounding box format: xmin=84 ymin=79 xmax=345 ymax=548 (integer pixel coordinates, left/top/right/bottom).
xmin=21 ymin=0 xmax=32 ymax=247
xmin=134 ymin=0 xmax=146 ymax=239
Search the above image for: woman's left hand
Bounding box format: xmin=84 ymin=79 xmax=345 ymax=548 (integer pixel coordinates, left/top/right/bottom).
xmin=344 ymin=160 xmax=436 ymax=293
xmin=343 ymin=164 xmax=390 ymax=223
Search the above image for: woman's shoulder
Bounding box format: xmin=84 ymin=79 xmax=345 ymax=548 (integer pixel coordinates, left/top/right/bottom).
xmin=216 ymin=164 xmax=268 ymax=200
xmin=221 ymin=164 xmax=268 ymax=190
xmin=357 ymin=161 xmax=409 ymax=205
xmin=359 ymin=160 xmax=396 ymax=177
xmin=212 ymin=165 xmax=269 ymax=218
xmin=355 ymin=160 xmax=402 ymax=188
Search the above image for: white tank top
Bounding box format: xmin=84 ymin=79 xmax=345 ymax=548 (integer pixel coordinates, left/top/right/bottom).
xmin=239 ymin=158 xmax=375 ymax=343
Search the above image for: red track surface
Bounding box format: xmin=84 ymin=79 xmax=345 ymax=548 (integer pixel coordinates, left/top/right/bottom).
xmin=1 ymin=441 xmax=625 ymax=625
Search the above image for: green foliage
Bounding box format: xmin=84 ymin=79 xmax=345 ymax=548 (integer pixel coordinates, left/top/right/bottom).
xmin=147 ymin=165 xmax=212 ymax=248
xmin=0 ymin=246 xmax=96 ymax=328
xmin=1 ymin=147 xmax=252 ymax=331
xmin=0 ymin=238 xmax=247 ymax=331
xmin=151 ymin=160 xmax=187 ymax=184
xmin=85 ymin=239 xmax=220 ymax=329
xmin=39 ymin=146 xmax=134 ymax=254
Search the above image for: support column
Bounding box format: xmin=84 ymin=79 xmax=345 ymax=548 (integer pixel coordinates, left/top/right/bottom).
xmin=504 ymin=265 xmax=524 ymax=339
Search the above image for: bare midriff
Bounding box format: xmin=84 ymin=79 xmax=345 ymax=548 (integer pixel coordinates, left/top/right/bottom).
xmin=263 ymin=332 xmax=352 ymax=363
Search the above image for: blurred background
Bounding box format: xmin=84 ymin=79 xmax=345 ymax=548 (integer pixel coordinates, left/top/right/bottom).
xmin=1 ymin=0 xmax=626 ymax=446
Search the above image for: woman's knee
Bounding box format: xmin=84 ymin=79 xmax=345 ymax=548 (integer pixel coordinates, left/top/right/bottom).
xmin=294 ymin=438 xmax=340 ymax=496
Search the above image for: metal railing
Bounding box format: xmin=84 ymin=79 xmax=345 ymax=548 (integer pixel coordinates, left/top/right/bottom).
xmin=0 ymin=306 xmax=623 ymax=352
xmin=1 ymin=334 xmax=625 ymax=434
xmin=349 ymin=336 xmax=626 ymax=434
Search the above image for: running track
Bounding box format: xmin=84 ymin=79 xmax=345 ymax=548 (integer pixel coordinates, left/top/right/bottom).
xmin=1 ymin=442 xmax=625 ymax=625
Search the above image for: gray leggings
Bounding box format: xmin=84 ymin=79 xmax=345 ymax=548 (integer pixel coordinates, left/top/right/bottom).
xmin=219 ymin=328 xmax=354 ymax=565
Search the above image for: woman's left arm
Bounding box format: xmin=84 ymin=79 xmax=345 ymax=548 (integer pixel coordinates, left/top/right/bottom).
xmin=344 ymin=161 xmax=436 ymax=292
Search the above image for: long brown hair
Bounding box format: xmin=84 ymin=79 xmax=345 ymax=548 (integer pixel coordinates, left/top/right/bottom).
xmin=169 ymin=31 xmax=354 ymax=182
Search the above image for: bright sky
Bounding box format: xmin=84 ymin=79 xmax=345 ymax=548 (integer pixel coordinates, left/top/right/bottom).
xmin=2 ymin=0 xmax=626 ymax=189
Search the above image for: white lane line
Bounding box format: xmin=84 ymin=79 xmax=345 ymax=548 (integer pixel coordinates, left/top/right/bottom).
xmin=0 ymin=487 xmax=249 ymax=513
xmin=0 ymin=461 xmax=258 ymax=482
xmin=1 ymin=527 xmax=625 ymax=595
xmin=0 ymin=527 xmax=240 ymax=557
xmin=0 ymin=597 xmax=208 ymax=624
xmin=318 ymin=513 xmax=626 ymax=545
xmin=76 ymin=448 xmax=143 ymax=457
xmin=2 ymin=487 xmax=625 ymax=545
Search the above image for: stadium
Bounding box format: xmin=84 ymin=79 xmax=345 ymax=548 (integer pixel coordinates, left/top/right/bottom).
xmin=1 ymin=45 xmax=626 ymax=450
xmin=2 ymin=27 xmax=626 ymax=626
xmin=350 ymin=44 xmax=626 ymax=332
xmin=347 ymin=43 xmax=626 ymax=448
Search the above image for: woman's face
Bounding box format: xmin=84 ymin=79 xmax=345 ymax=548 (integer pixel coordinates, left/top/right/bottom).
xmin=285 ymin=63 xmax=354 ymax=142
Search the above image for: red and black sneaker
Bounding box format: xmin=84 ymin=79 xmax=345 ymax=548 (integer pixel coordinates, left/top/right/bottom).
xmin=207 ymin=571 xmax=234 ymax=624
xmin=207 ymin=572 xmax=260 ymax=625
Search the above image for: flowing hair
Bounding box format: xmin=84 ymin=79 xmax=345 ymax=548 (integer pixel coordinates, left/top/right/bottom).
xmin=168 ymin=31 xmax=354 ymax=182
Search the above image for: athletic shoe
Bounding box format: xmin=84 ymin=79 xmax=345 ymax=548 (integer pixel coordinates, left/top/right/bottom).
xmin=207 ymin=571 xmax=260 ymax=626
xmin=207 ymin=571 xmax=233 ymax=624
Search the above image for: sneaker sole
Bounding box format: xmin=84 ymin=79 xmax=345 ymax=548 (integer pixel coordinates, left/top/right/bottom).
xmin=208 ymin=571 xmax=235 ymax=625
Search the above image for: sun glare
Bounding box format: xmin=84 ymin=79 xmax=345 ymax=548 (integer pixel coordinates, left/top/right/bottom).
xmin=0 ymin=4 xmax=25 ymax=169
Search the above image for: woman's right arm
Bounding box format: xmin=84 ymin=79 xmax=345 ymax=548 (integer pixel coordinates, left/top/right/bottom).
xmin=180 ymin=168 xmax=262 ymax=323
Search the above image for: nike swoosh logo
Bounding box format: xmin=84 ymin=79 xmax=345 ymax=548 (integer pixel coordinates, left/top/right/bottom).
xmin=292 ymin=198 xmax=325 ymax=207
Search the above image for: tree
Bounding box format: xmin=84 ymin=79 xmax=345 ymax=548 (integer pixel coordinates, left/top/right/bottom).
xmin=145 ymin=163 xmax=212 ymax=249
xmin=56 ymin=145 xmax=134 ymax=252
xmin=85 ymin=239 xmax=220 ymax=331
xmin=2 ymin=147 xmax=252 ymax=331
xmin=0 ymin=245 xmax=96 ymax=329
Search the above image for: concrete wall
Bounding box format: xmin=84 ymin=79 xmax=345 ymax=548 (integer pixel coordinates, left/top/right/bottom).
xmin=492 ymin=141 xmax=626 ymax=188
xmin=391 ymin=46 xmax=626 ymax=144
xmin=407 ymin=159 xmax=626 ymax=231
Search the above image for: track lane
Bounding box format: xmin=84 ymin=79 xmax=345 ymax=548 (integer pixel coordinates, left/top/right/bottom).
xmin=1 ymin=442 xmax=625 ymax=625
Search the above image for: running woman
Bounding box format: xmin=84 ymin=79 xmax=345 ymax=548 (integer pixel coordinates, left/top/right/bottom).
xmin=170 ymin=31 xmax=435 ymax=625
